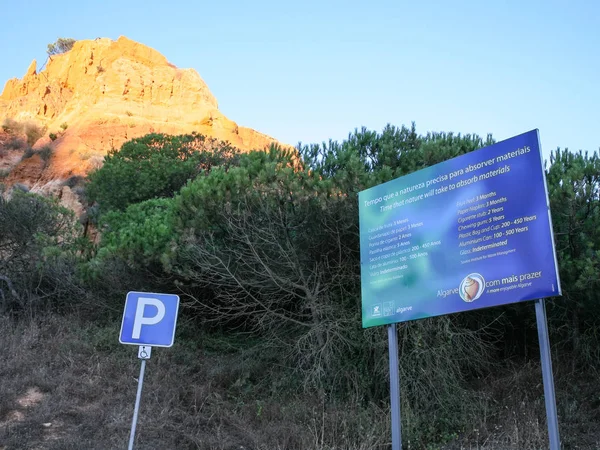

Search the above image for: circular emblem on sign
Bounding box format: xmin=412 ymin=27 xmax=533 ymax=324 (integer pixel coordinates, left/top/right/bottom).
xmin=459 ymin=273 xmax=485 ymax=302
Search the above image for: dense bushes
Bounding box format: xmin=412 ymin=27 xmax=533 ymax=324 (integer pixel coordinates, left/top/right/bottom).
xmin=81 ymin=126 xmax=505 ymax=444
xmin=545 ymin=149 xmax=600 ymax=366
xmin=0 ymin=190 xmax=84 ymax=312
xmin=86 ymin=132 xmax=240 ymax=212
xmin=2 ymin=118 xmax=22 ymax=134
xmin=96 ymin=198 xmax=174 ymax=270
xmin=2 ymin=124 xmax=598 ymax=446
xmin=1 ymin=118 xmax=46 ymax=147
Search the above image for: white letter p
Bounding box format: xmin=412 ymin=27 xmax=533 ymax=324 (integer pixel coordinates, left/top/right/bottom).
xmin=132 ymin=298 xmax=166 ymax=339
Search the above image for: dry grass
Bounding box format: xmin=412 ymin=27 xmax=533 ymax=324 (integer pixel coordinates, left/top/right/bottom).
xmin=0 ymin=314 xmax=390 ymax=450
xmin=442 ymin=360 xmax=600 ymax=450
xmin=0 ymin=313 xmax=598 ymax=449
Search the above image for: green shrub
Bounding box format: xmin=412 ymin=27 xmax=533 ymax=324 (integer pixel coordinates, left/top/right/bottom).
xmin=21 ymin=147 xmax=35 ymax=160
xmin=86 ymin=132 xmax=240 ymax=212
xmin=64 ymin=175 xmax=84 ymax=189
xmin=24 ymin=122 xmax=45 ymax=147
xmin=6 ymin=137 xmax=24 ymax=150
xmin=0 ymin=190 xmax=83 ymax=312
xmin=49 ymin=133 xmax=57 ymax=141
xmin=38 ymin=145 xmax=53 ymax=162
xmin=2 ymin=118 xmax=23 ymax=135
xmin=60 ymin=122 xmax=68 ymax=131
xmin=47 ymin=38 xmax=76 ymax=56
xmin=96 ymin=198 xmax=175 ymax=270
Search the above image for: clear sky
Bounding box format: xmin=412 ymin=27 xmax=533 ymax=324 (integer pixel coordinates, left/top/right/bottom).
xmin=1 ymin=0 xmax=598 ymax=162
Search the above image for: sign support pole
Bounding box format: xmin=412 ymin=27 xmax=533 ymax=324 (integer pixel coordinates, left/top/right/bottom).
xmin=119 ymin=291 xmax=179 ymax=449
xmin=534 ymin=298 xmax=560 ymax=450
xmin=128 ymin=346 xmax=150 ymax=450
xmin=388 ymin=323 xmax=402 ymax=450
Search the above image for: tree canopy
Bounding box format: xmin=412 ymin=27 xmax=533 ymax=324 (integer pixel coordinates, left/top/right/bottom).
xmin=47 ymin=38 xmax=76 ymax=55
xmin=86 ymin=132 xmax=240 ymax=213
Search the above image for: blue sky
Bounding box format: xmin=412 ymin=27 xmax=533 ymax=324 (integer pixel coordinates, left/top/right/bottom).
xmin=1 ymin=0 xmax=598 ymax=162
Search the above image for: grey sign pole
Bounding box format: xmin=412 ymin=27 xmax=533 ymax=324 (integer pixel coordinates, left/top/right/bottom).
xmin=388 ymin=323 xmax=402 ymax=450
xmin=128 ymin=346 xmax=152 ymax=450
xmin=534 ymin=299 xmax=560 ymax=450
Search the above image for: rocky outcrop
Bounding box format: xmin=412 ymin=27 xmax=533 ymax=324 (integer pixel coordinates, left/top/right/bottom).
xmin=0 ymin=36 xmax=284 ymax=189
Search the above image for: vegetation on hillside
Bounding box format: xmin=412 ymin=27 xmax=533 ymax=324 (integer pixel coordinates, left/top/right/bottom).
xmin=86 ymin=132 xmax=240 ymax=212
xmin=47 ymin=38 xmax=76 ymax=56
xmin=0 ymin=191 xmax=83 ymax=313
xmin=1 ymin=118 xmax=45 ymax=147
xmin=1 ymin=124 xmax=599 ymax=448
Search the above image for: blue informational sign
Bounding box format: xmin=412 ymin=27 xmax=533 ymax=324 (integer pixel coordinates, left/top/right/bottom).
xmin=119 ymin=291 xmax=180 ymax=347
xmin=358 ymin=129 xmax=561 ymax=328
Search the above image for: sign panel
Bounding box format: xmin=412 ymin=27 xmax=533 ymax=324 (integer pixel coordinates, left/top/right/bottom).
xmin=138 ymin=345 xmax=152 ymax=360
xmin=359 ymin=129 xmax=561 ymax=328
xmin=119 ymin=291 xmax=180 ymax=347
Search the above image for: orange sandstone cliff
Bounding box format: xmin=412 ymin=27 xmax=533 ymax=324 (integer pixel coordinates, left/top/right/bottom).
xmin=0 ymin=36 xmax=283 ymax=192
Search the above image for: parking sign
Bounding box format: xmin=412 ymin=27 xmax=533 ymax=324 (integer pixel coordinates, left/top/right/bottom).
xmin=119 ymin=291 xmax=180 ymax=347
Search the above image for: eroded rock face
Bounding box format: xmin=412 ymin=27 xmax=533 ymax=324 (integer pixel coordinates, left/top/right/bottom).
xmin=0 ymin=36 xmax=283 ymax=187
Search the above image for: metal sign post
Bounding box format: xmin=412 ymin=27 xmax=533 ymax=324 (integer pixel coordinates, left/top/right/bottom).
xmin=388 ymin=324 xmax=402 ymax=450
xmin=535 ymin=299 xmax=561 ymax=450
xmin=128 ymin=346 xmax=152 ymax=450
xmin=119 ymin=291 xmax=180 ymax=449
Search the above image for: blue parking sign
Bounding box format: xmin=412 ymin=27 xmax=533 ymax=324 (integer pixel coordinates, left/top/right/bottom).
xmin=119 ymin=291 xmax=180 ymax=347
